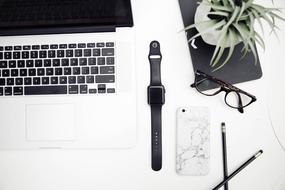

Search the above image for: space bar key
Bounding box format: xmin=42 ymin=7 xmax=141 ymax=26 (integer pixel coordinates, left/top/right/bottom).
xmin=25 ymin=86 xmax=68 ymax=95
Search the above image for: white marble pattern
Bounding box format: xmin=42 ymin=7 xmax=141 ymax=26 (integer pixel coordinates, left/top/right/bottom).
xmin=176 ymin=107 xmax=210 ymax=176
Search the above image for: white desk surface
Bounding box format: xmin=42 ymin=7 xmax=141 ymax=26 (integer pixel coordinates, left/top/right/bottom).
xmin=1 ymin=0 xmax=285 ymax=189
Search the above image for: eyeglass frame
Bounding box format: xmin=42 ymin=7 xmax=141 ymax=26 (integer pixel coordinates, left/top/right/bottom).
xmin=191 ymin=70 xmax=257 ymax=113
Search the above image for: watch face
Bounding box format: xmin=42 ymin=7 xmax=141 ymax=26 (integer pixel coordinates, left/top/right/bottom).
xmin=148 ymin=86 xmax=165 ymax=105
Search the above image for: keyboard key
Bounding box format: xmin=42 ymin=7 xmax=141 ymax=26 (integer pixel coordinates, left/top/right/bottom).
xmin=51 ymin=77 xmax=58 ymax=84
xmin=26 ymin=60 xmax=34 ymax=67
xmin=0 ymin=79 xmax=5 ymax=86
xmin=50 ymin=44 xmax=58 ymax=49
xmin=53 ymin=59 xmax=60 ymax=67
xmin=35 ymin=60 xmax=43 ymax=67
xmin=70 ymin=58 xmax=78 ymax=66
xmin=7 ymin=78 xmax=14 ymax=85
xmin=14 ymin=46 xmax=22 ymax=50
xmin=0 ymin=87 xmax=3 ymax=96
xmin=14 ymin=87 xmax=23 ymax=95
xmin=61 ymin=59 xmax=69 ymax=66
xmin=41 ymin=45 xmax=49 ymax=49
xmin=31 ymin=51 xmax=38 ymax=58
xmin=106 ymin=42 xmax=115 ymax=47
xmin=79 ymin=58 xmax=87 ymax=66
xmin=96 ymin=75 xmax=115 ymax=83
xmin=24 ymin=78 xmax=32 ymax=85
xmin=37 ymin=68 xmax=45 ymax=76
xmin=48 ymin=50 xmax=56 ymax=58
xmin=89 ymin=89 xmax=97 ymax=94
xmin=20 ymin=69 xmax=27 ymax=76
xmin=97 ymin=57 xmax=105 ymax=65
xmin=88 ymin=58 xmax=96 ymax=65
xmin=57 ymin=50 xmax=64 ymax=57
xmin=17 ymin=60 xmax=25 ymax=68
xmin=91 ymin=67 xmax=98 ymax=74
xmin=22 ymin=51 xmax=29 ymax=59
xmin=42 ymin=77 xmax=49 ymax=84
xmin=69 ymin=85 xmax=78 ymax=94
xmin=77 ymin=76 xmax=85 ymax=84
xmin=107 ymin=88 xmax=116 ymax=93
xmin=59 ymin=44 xmax=67 ymax=49
xmin=73 ymin=67 xmax=80 ymax=75
xmin=39 ymin=51 xmax=47 ymax=58
xmin=23 ymin=45 xmax=31 ymax=50
xmin=68 ymin=76 xmax=76 ymax=84
xmin=46 ymin=68 xmax=54 ymax=76
xmin=55 ymin=68 xmax=63 ymax=75
xmin=75 ymin=49 xmax=83 ymax=57
xmin=0 ymin=46 xmax=3 ymax=51
xmin=0 ymin=61 xmax=7 ymax=68
xmin=86 ymin=76 xmax=94 ymax=83
xmin=69 ymin=44 xmax=76 ymax=48
xmin=93 ymin=49 xmax=100 ymax=56
xmin=0 ymin=52 xmax=3 ymax=59
xmin=60 ymin=76 xmax=67 ymax=84
xmin=102 ymin=48 xmax=115 ymax=56
xmin=87 ymin=43 xmax=95 ymax=48
xmin=100 ymin=66 xmax=115 ymax=74
xmin=78 ymin=43 xmax=86 ymax=48
xmin=5 ymin=87 xmax=12 ymax=96
xmin=29 ymin=69 xmax=36 ymax=76
xmin=25 ymin=86 xmax=68 ymax=95
xmin=96 ymin=43 xmax=105 ymax=47
xmin=107 ymin=57 xmax=115 ymax=65
xmin=2 ymin=69 xmax=10 ymax=77
xmin=4 ymin=52 xmax=12 ymax=59
xmin=15 ymin=78 xmax=23 ymax=85
xmin=64 ymin=67 xmax=71 ymax=75
xmin=98 ymin=84 xmax=106 ymax=93
xmin=5 ymin=46 xmax=13 ymax=51
xmin=13 ymin=52 xmax=21 ymax=59
xmin=82 ymin=67 xmax=89 ymax=74
xmin=80 ymin=85 xmax=88 ymax=94
xmin=33 ymin=77 xmax=41 ymax=85
xmin=66 ymin=50 xmax=73 ymax=57
xmin=32 ymin=45 xmax=40 ymax=50
xmin=11 ymin=69 xmax=18 ymax=76
xmin=84 ymin=49 xmax=92 ymax=57
xmin=44 ymin=59 xmax=52 ymax=67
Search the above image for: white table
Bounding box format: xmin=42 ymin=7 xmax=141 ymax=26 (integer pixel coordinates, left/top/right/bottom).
xmin=1 ymin=0 xmax=285 ymax=189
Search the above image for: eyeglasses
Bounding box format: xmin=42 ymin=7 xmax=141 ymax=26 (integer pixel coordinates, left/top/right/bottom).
xmin=191 ymin=70 xmax=257 ymax=113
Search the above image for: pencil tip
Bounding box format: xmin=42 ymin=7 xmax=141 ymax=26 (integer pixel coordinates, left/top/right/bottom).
xmin=255 ymin=150 xmax=263 ymax=158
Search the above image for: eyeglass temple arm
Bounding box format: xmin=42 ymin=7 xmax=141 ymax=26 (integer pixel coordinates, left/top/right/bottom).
xmin=237 ymin=93 xmax=244 ymax=113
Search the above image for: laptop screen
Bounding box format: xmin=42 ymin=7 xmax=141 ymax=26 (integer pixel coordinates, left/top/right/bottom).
xmin=0 ymin=0 xmax=133 ymax=29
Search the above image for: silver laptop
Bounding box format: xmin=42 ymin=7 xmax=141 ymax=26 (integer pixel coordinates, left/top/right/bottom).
xmin=0 ymin=0 xmax=137 ymax=149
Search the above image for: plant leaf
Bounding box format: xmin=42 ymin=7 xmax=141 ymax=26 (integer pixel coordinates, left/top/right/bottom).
xmin=202 ymin=1 xmax=233 ymax=12
xmin=207 ymin=11 xmax=230 ymax=17
xmin=213 ymin=28 xmax=237 ymax=71
xmin=236 ymin=2 xmax=247 ymax=22
xmin=188 ymin=19 xmax=227 ymax=42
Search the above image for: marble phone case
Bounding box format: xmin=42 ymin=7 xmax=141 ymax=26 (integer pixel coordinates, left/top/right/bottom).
xmin=176 ymin=107 xmax=210 ymax=176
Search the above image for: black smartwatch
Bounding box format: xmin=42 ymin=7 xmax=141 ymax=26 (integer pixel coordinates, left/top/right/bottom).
xmin=147 ymin=41 xmax=165 ymax=171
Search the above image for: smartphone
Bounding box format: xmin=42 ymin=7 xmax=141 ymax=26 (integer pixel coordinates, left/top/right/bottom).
xmin=176 ymin=107 xmax=210 ymax=176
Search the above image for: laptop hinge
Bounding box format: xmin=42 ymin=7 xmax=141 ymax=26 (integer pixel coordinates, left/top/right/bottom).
xmin=0 ymin=25 xmax=116 ymax=36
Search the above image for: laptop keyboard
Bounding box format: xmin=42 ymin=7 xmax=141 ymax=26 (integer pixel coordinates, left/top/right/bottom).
xmin=0 ymin=42 xmax=116 ymax=96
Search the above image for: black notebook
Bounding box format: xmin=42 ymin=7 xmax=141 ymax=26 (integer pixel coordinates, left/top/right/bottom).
xmin=178 ymin=0 xmax=262 ymax=90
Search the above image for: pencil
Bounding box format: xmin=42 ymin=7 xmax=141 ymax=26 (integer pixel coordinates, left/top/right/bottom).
xmin=221 ymin=122 xmax=229 ymax=190
xmin=212 ymin=150 xmax=263 ymax=190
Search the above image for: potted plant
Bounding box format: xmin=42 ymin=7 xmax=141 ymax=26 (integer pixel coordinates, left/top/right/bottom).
xmin=183 ymin=0 xmax=285 ymax=71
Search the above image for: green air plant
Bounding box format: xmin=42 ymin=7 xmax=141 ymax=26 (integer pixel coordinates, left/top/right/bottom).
xmin=184 ymin=0 xmax=285 ymax=71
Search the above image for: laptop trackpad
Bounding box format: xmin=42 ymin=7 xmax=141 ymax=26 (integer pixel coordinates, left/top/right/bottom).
xmin=26 ymin=104 xmax=75 ymax=141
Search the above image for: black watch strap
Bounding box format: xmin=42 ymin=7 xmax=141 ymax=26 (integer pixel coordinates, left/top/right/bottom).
xmin=149 ymin=41 xmax=162 ymax=86
xmin=148 ymin=41 xmax=164 ymax=171
xmin=151 ymin=105 xmax=162 ymax=171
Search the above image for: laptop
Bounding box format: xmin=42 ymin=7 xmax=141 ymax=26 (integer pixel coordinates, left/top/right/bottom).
xmin=0 ymin=0 xmax=137 ymax=149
